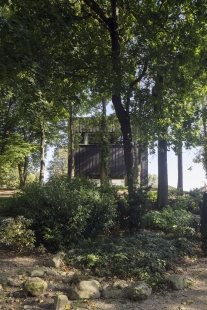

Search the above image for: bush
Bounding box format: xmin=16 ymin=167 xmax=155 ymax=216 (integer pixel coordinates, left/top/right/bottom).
xmin=116 ymin=187 xmax=150 ymax=232
xmin=168 ymin=189 xmax=201 ymax=214
xmin=0 ymin=216 xmax=35 ymax=251
xmin=143 ymin=206 xmax=199 ymax=238
xmin=6 ymin=177 xmax=117 ymax=249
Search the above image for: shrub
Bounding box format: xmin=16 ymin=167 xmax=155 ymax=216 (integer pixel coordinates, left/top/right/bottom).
xmin=115 ymin=186 xmax=150 ymax=232
xmin=143 ymin=206 xmax=199 ymax=238
xmin=0 ymin=216 xmax=35 ymax=251
xmin=6 ymin=177 xmax=117 ymax=249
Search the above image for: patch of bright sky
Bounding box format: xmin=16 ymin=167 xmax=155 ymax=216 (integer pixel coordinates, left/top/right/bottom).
xmin=149 ymin=148 xmax=206 ymax=191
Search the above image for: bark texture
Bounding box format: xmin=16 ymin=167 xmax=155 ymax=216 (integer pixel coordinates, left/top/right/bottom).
xmin=39 ymin=121 xmax=45 ymax=185
xmin=177 ymin=146 xmax=183 ymax=195
xmin=157 ymin=139 xmax=168 ymax=209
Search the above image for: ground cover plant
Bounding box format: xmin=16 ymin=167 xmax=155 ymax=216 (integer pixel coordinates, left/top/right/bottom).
xmin=65 ymin=231 xmax=198 ymax=291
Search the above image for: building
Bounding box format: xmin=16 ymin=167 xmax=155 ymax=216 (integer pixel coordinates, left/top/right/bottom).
xmin=74 ymin=119 xmax=148 ymax=186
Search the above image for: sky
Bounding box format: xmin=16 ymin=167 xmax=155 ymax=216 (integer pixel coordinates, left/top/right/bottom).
xmin=148 ymin=148 xmax=206 ymax=191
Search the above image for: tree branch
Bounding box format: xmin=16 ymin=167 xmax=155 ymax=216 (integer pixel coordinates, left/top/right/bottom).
xmin=130 ymin=59 xmax=148 ymax=89
xmin=83 ymin=0 xmax=110 ymax=27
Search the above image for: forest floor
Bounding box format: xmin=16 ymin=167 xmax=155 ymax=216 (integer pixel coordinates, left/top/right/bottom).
xmin=1 ymin=189 xmax=207 ymax=310
xmin=0 ymin=245 xmax=207 ymax=310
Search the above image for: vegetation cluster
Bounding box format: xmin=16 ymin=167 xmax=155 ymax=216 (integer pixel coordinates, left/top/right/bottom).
xmin=0 ymin=177 xmax=203 ymax=290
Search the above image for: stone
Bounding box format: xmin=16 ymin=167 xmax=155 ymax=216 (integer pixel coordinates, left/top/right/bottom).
xmin=174 ymin=267 xmax=184 ymax=274
xmin=127 ymin=281 xmax=152 ymax=301
xmin=69 ymin=280 xmax=100 ymax=299
xmin=101 ymin=280 xmax=128 ymax=299
xmin=24 ymin=277 xmax=48 ymax=296
xmin=46 ymin=269 xmax=58 ymax=276
xmin=101 ymin=287 xmax=125 ymax=299
xmin=30 ymin=268 xmax=45 ymax=277
xmin=165 ymin=274 xmax=188 ymax=290
xmin=54 ymin=294 xmax=70 ymax=310
xmin=113 ymin=280 xmax=128 ymax=289
xmin=7 ymin=277 xmax=21 ymax=287
xmin=0 ymin=284 xmax=3 ymax=294
xmin=45 ymin=252 xmax=65 ymax=268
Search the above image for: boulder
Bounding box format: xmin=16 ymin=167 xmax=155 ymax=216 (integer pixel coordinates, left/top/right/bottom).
xmin=45 ymin=252 xmax=65 ymax=268
xmin=24 ymin=277 xmax=48 ymax=296
xmin=101 ymin=280 xmax=128 ymax=299
xmin=127 ymin=281 xmax=152 ymax=301
xmin=54 ymin=294 xmax=70 ymax=310
xmin=69 ymin=280 xmax=100 ymax=299
xmin=30 ymin=268 xmax=45 ymax=277
xmin=165 ymin=274 xmax=188 ymax=290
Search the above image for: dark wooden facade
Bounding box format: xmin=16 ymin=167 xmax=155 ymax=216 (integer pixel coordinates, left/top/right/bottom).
xmin=74 ymin=145 xmax=148 ymax=186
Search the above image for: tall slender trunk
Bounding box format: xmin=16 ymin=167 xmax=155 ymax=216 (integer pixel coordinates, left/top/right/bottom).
xmin=18 ymin=156 xmax=28 ymax=188
xmin=83 ymin=0 xmax=135 ymax=196
xmin=109 ymin=1 xmax=134 ymax=194
xmin=202 ymin=100 xmax=207 ymax=177
xmin=133 ymin=142 xmax=142 ymax=186
xmin=157 ymin=139 xmax=168 ymax=209
xmin=68 ymin=104 xmax=75 ymax=179
xmin=177 ymin=143 xmax=183 ymax=195
xmin=100 ymin=98 xmax=109 ymax=186
xmin=39 ymin=121 xmax=45 ymax=185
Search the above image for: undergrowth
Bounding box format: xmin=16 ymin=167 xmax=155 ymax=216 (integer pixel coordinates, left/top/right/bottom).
xmin=65 ymin=231 xmax=198 ymax=291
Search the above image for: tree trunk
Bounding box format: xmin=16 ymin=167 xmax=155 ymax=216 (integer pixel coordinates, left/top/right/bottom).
xmin=18 ymin=156 xmax=28 ymax=188
xmin=133 ymin=142 xmax=142 ymax=186
xmin=109 ymin=1 xmax=134 ymax=195
xmin=157 ymin=139 xmax=168 ymax=209
xmin=202 ymin=100 xmax=207 ymax=177
xmin=112 ymin=96 xmax=134 ymax=193
xmin=177 ymin=144 xmax=183 ymax=195
xmin=68 ymin=104 xmax=75 ymax=179
xmin=100 ymin=98 xmax=109 ymax=186
xmin=39 ymin=121 xmax=45 ymax=185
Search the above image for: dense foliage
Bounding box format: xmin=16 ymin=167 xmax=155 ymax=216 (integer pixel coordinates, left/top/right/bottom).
xmin=4 ymin=177 xmax=117 ymax=249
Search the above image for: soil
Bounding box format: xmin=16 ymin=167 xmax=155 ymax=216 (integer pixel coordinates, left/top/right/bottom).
xmin=0 ymin=245 xmax=207 ymax=310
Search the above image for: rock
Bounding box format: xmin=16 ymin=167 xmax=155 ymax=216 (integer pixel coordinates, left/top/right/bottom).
xmin=113 ymin=280 xmax=128 ymax=289
xmin=45 ymin=252 xmax=65 ymax=268
xmin=69 ymin=273 xmax=89 ymax=284
xmin=46 ymin=269 xmax=58 ymax=276
xmin=101 ymin=287 xmax=125 ymax=299
xmin=24 ymin=277 xmax=48 ymax=296
xmin=101 ymin=280 xmax=128 ymax=299
xmin=127 ymin=281 xmax=152 ymax=301
xmin=30 ymin=268 xmax=45 ymax=277
xmin=165 ymin=274 xmax=188 ymax=290
xmin=174 ymin=267 xmax=184 ymax=274
xmin=54 ymin=294 xmax=70 ymax=310
xmin=69 ymin=280 xmax=100 ymax=299
xmin=7 ymin=277 xmax=21 ymax=287
xmin=0 ymin=284 xmax=3 ymax=294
